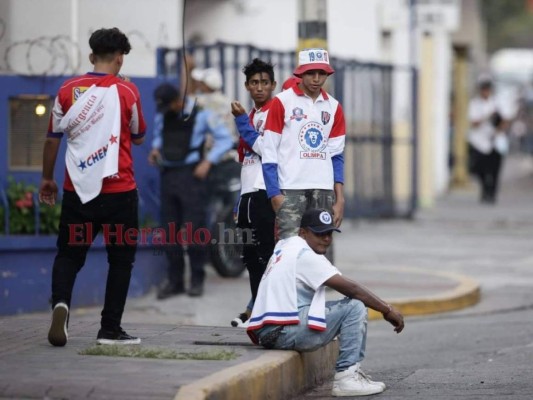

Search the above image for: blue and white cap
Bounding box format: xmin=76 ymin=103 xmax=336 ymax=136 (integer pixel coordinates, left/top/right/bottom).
xmin=300 ymin=208 xmax=340 ymax=233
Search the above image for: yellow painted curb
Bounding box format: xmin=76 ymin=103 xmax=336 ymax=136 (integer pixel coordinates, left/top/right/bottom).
xmin=367 ymin=267 xmax=481 ymax=320
xmin=175 ymin=341 xmax=338 ymax=400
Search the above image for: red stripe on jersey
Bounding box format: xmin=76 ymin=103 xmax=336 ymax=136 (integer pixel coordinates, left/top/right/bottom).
xmin=263 ymin=97 xmax=285 ymax=135
xmin=329 ymin=103 xmax=346 ymax=138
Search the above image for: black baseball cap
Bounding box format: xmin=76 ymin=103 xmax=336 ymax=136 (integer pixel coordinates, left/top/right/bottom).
xmin=300 ymin=209 xmax=341 ymax=233
xmin=153 ymin=83 xmax=179 ymax=112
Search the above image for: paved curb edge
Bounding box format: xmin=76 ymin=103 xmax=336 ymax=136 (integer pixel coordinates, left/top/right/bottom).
xmin=174 ymin=341 xmax=339 ymax=400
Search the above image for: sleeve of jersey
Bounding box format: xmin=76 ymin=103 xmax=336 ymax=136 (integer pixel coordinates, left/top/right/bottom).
xmin=206 ymin=110 xmax=235 ymax=164
xmin=130 ymin=91 xmax=147 ymax=140
xmin=262 ymin=98 xmax=284 ymax=198
xmin=151 ymin=113 xmax=163 ymax=149
xmin=46 ymin=96 xmax=65 ymax=138
xmin=235 ymin=114 xmax=260 ymax=151
xmin=332 ymin=154 xmax=344 ymax=184
xmin=327 ymin=103 xmax=346 ymax=157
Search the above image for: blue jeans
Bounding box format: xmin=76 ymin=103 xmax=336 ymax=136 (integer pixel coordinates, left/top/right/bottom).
xmin=261 ymin=297 xmax=367 ymax=372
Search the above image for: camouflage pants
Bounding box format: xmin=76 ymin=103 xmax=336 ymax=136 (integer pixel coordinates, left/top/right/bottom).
xmin=276 ymin=189 xmax=335 ymax=240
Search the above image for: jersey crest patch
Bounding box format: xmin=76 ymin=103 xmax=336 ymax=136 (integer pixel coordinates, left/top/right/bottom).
xmin=290 ymin=107 xmax=307 ymax=122
xmin=73 ymin=87 xmax=90 ymax=103
xmin=298 ymin=122 xmax=326 ymax=160
xmin=321 ymin=111 xmax=331 ymax=125
xmin=255 ymin=119 xmax=264 ymax=133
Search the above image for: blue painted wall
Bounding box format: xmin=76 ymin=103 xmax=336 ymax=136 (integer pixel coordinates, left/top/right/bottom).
xmin=0 ymin=236 xmax=166 ymax=315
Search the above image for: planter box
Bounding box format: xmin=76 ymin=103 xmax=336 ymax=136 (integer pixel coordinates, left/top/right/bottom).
xmin=0 ymin=235 xmax=165 ymax=315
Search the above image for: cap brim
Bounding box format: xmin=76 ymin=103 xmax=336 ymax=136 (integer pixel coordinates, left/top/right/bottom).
xmin=293 ymin=63 xmax=335 ymax=77
xmin=307 ymin=226 xmax=341 ymax=233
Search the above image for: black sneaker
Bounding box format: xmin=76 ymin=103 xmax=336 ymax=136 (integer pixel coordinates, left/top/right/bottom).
xmin=231 ymin=312 xmax=249 ymax=328
xmin=188 ymin=285 xmax=204 ymax=297
xmin=157 ymin=282 xmax=185 ymax=300
xmin=48 ymin=302 xmax=69 ymax=347
xmin=96 ymin=328 xmax=141 ymax=345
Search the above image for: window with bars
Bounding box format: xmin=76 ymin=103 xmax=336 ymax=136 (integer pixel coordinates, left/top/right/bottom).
xmin=9 ymin=95 xmax=53 ymax=171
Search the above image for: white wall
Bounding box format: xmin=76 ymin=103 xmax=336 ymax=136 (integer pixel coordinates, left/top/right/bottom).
xmin=184 ymin=0 xmax=381 ymax=60
xmin=0 ymin=0 xmax=393 ymax=75
xmin=0 ymin=0 xmax=181 ymax=76
xmin=185 ymin=0 xmax=298 ymax=51
xmin=328 ymin=0 xmax=381 ymax=60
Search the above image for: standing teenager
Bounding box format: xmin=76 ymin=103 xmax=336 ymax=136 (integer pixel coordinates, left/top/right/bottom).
xmin=40 ymin=27 xmax=146 ymax=346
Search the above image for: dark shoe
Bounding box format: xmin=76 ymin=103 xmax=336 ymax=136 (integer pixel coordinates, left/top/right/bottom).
xmin=48 ymin=302 xmax=69 ymax=347
xmin=96 ymin=328 xmax=141 ymax=345
xmin=157 ymin=282 xmax=185 ymax=300
xmin=231 ymin=312 xmax=249 ymax=328
xmin=188 ymin=285 xmax=204 ymax=297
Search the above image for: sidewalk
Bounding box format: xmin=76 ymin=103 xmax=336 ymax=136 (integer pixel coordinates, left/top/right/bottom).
xmin=2 ymin=154 xmax=532 ymax=400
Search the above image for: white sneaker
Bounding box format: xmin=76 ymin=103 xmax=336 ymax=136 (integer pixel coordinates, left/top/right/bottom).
xmin=357 ymin=365 xmax=386 ymax=390
xmin=230 ymin=313 xmax=249 ymax=328
xmin=48 ymin=302 xmax=69 ymax=347
xmin=331 ymin=363 xmax=385 ymax=397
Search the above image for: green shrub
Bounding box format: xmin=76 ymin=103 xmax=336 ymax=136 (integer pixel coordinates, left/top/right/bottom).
xmin=0 ymin=176 xmax=61 ymax=235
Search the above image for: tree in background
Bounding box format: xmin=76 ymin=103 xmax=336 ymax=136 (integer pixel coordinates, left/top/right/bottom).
xmin=482 ymin=0 xmax=533 ymax=54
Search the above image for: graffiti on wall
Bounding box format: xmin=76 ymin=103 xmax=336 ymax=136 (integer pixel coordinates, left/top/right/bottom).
xmin=0 ymin=19 xmax=153 ymax=76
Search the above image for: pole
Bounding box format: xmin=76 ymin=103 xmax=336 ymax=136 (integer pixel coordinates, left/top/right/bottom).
xmin=409 ymin=0 xmax=419 ymax=215
xmin=297 ymin=0 xmax=328 ymax=52
xmin=451 ymin=45 xmax=470 ymax=187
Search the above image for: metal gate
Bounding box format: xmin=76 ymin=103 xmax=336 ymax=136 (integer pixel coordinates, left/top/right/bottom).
xmin=156 ymin=42 xmax=417 ymax=219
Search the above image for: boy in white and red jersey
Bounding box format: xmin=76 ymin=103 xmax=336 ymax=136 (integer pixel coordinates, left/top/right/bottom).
xmin=261 ymin=48 xmax=346 ymax=240
xmin=39 ymin=27 xmax=146 ymax=347
xmin=229 ymin=58 xmax=278 ymax=327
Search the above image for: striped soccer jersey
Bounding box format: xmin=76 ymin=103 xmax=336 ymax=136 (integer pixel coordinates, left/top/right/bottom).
xmin=240 ymin=101 xmax=272 ymax=194
xmin=261 ymin=84 xmax=345 ymax=197
xmin=48 ymin=72 xmax=146 ymax=194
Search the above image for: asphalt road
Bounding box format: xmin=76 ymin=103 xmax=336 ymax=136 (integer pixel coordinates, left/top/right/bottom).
xmin=297 ymin=306 xmax=533 ymax=399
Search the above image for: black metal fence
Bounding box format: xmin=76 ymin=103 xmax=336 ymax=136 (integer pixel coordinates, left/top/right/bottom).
xmin=156 ymin=42 xmax=418 ymax=219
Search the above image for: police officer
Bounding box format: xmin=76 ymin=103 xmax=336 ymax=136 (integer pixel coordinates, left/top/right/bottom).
xmin=148 ymin=82 xmax=234 ymax=298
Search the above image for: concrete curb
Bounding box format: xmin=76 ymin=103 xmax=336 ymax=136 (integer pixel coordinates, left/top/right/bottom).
xmin=368 ymin=268 xmax=481 ymax=319
xmin=176 ymin=268 xmax=480 ymax=400
xmin=175 ymin=341 xmax=339 ymax=400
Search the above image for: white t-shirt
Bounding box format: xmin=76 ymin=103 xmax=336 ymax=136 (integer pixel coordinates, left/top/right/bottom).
xmin=247 ymin=236 xmax=339 ymax=332
xmin=468 ymin=96 xmax=497 ymax=154
xmin=295 ymin=246 xmax=340 ymax=308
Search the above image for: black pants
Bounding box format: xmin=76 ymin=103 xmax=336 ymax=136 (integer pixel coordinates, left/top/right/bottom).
xmin=51 ymin=189 xmax=138 ymax=331
xmin=470 ymin=146 xmax=503 ymax=202
xmin=237 ymin=190 xmax=276 ymax=302
xmin=160 ymin=166 xmax=208 ymax=289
